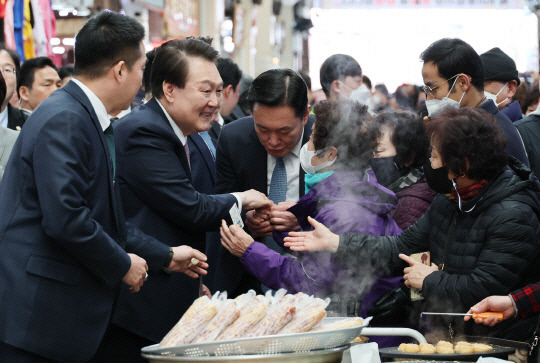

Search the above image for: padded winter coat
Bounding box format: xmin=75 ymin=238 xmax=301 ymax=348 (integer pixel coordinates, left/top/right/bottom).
xmin=337 ymin=159 xmax=540 ymax=342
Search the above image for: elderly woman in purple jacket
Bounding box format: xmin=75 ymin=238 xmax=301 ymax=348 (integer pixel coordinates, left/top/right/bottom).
xmin=220 ymin=100 xmax=402 ymax=342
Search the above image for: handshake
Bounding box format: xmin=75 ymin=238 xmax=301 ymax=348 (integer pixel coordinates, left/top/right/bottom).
xmin=246 ymin=200 xmax=301 ymax=237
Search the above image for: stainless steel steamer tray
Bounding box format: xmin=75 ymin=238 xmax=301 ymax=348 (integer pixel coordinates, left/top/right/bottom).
xmin=141 ymin=317 xmax=367 ymax=357
xmin=142 ymin=345 xmax=350 ymax=363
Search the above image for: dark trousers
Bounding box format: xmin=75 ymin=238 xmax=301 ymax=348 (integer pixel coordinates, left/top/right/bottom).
xmin=89 ymin=324 xmax=154 ymax=363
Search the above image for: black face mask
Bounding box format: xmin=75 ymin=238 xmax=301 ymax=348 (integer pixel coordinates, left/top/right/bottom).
xmin=424 ymin=161 xmax=453 ymax=194
xmin=371 ymin=156 xmax=401 ymax=187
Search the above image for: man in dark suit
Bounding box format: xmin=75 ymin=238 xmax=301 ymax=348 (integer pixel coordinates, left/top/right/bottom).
xmin=0 ymin=47 xmax=27 ymax=130
xmin=214 ymin=68 xmax=314 ymax=296
xmin=111 ymin=38 xmax=270 ymax=361
xmin=0 ymin=13 xmax=206 ymax=362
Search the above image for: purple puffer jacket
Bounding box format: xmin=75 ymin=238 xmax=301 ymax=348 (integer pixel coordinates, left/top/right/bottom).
xmin=240 ymin=170 xmax=402 ymax=316
xmin=391 ymin=177 xmax=437 ymax=230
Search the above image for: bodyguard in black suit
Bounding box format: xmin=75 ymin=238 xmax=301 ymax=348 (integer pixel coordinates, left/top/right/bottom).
xmin=111 ymin=38 xmax=271 ymax=360
xmin=0 ymin=13 xmax=207 ymax=362
xmin=214 ymin=69 xmax=314 ymax=296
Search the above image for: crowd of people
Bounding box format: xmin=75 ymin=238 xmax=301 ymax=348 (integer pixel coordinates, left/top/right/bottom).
xmin=0 ymin=10 xmax=540 ymax=363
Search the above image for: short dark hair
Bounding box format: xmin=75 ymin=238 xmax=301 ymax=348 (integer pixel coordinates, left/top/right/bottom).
xmin=58 ymin=65 xmax=74 ymax=80
xmin=362 ymin=75 xmax=372 ymax=90
xmin=142 ymin=49 xmax=156 ymax=93
xmin=17 ymin=57 xmax=58 ymax=95
xmin=0 ymin=45 xmax=20 ymax=73
xmin=374 ymin=84 xmax=389 ymax=98
xmin=0 ymin=71 xmax=6 ymax=104
xmin=426 ymin=107 xmax=507 ymax=181
xmin=420 ymin=38 xmax=484 ymax=92
xmin=319 ymin=54 xmax=362 ymax=97
xmin=312 ymin=99 xmax=378 ymax=170
xmin=216 ymin=58 xmax=242 ymax=91
xmin=375 ymin=111 xmax=429 ymax=169
xmin=247 ymin=68 xmax=308 ymax=118
xmin=151 ymin=37 xmax=219 ymax=99
xmin=298 ymin=71 xmax=312 ymax=90
xmin=74 ymin=11 xmax=145 ymax=79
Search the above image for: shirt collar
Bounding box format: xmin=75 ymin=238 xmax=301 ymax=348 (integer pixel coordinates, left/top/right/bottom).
xmin=218 ymin=113 xmax=224 ymax=127
xmin=71 ymin=78 xmax=110 ymax=132
xmin=155 ymin=98 xmax=186 ymax=146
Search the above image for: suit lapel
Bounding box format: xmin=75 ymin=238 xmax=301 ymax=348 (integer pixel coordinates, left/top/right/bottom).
xmin=188 ymin=133 xmax=216 ymax=183
xmin=250 ymin=127 xmax=268 ymax=194
xmin=145 ymin=98 xmax=192 ymax=181
xmin=62 ymin=81 xmax=122 ymax=231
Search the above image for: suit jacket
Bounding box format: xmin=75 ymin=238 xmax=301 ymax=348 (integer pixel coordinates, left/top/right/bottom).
xmin=0 ymin=81 xmax=168 ymax=362
xmin=112 ymin=97 xmax=237 ymax=342
xmin=214 ymin=115 xmax=314 ymax=296
xmin=0 ymin=126 xmax=18 ymax=181
xmin=208 ymin=120 xmax=222 ymax=140
xmin=188 ymin=133 xmax=222 ymax=291
xmin=7 ymin=103 xmax=27 ymax=130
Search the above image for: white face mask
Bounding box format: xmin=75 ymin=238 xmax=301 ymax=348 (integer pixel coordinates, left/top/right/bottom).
xmin=425 ymin=75 xmax=466 ymax=117
xmin=340 ymin=82 xmax=371 ymax=105
xmin=484 ymin=82 xmax=508 ymax=107
xmin=300 ymin=143 xmax=337 ymax=176
xmin=372 ymin=94 xmax=382 ymax=107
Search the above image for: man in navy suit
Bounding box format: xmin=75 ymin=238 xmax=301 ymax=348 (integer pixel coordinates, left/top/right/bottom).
xmin=0 ymin=13 xmax=207 ymax=362
xmin=214 ymin=68 xmax=314 ymax=296
xmin=111 ymin=38 xmax=270 ymax=361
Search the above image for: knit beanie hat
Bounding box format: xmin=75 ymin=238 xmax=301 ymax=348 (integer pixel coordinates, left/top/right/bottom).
xmin=480 ymin=47 xmax=520 ymax=86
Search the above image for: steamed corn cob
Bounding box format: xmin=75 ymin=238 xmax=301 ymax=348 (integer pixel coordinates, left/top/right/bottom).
xmin=160 ymin=299 xmax=217 ymax=347
xmin=193 ymin=301 xmax=241 ymax=343
xmin=216 ymin=304 xmax=267 ymax=341
xmin=278 ymin=306 xmax=327 ymax=334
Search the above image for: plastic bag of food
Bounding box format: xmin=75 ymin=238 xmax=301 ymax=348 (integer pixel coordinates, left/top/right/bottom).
xmin=216 ymin=302 xmax=268 ymax=341
xmin=193 ymin=299 xmax=241 ymax=343
xmin=160 ymin=295 xmax=221 ymax=347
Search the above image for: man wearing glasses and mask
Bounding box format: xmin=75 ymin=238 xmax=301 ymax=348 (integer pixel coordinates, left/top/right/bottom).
xmin=480 ymin=47 xmax=523 ymax=123
xmin=419 ymin=38 xmax=528 ymax=195
xmin=0 ymin=47 xmax=27 ymax=130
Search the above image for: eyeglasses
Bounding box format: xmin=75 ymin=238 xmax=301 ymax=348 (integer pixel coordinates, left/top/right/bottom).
xmin=0 ymin=65 xmax=16 ymax=75
xmin=421 ymin=74 xmax=458 ymax=97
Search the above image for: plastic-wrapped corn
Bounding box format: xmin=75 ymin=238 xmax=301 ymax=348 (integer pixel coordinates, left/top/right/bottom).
xmin=216 ymin=304 xmax=267 ymax=341
xmin=245 ymin=304 xmax=296 ymax=337
xmin=160 ymin=297 xmax=217 ymax=347
xmin=278 ymin=306 xmax=327 ymax=334
xmin=314 ymin=316 xmax=363 ymax=331
xmin=193 ymin=300 xmax=241 ymax=343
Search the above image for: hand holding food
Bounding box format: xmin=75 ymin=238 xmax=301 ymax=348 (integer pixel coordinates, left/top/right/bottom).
xmin=400 ymin=254 xmax=438 ymax=290
xmin=167 ymin=246 xmax=208 ymax=278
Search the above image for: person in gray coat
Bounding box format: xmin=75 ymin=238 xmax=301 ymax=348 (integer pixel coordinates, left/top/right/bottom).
xmin=0 ymin=70 xmax=18 ymax=181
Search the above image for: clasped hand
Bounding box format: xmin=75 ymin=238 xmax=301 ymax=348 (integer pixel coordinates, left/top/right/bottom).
xmin=246 ymin=201 xmax=300 ymax=237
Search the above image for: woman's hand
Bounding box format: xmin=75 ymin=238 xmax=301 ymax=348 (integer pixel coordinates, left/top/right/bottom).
xmin=284 ymin=217 xmax=340 ymax=252
xmin=220 ymin=219 xmax=255 ymax=257
xmin=400 ymin=253 xmax=438 ymax=290
xmin=464 ymin=296 xmax=515 ymax=326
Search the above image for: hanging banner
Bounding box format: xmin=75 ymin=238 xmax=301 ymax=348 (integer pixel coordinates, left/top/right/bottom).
xmin=314 ymin=0 xmax=524 ymax=9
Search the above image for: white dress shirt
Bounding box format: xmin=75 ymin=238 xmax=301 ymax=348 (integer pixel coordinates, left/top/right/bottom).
xmin=266 ymin=131 xmax=303 ymax=203
xmin=71 ymin=78 xmax=110 ymax=132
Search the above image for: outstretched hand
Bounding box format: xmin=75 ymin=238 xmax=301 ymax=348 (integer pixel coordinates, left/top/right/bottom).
xmin=283 ymin=217 xmax=339 ymax=252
